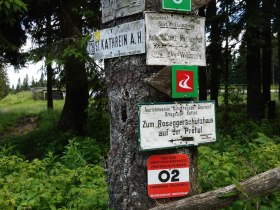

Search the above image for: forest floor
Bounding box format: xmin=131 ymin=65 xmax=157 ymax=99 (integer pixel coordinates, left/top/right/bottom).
xmin=0 ymin=115 xmax=37 ymax=140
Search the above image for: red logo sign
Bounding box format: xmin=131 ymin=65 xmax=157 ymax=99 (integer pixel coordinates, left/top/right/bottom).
xmin=147 ymin=154 xmax=190 ymax=199
xmin=176 ymin=70 xmax=194 ymax=93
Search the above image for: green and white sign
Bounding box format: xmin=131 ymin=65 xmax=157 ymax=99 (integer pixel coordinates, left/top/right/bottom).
xmin=162 ymin=0 xmax=191 ymax=12
xmin=172 ymin=65 xmax=198 ymax=98
xmin=138 ymin=101 xmax=216 ymax=151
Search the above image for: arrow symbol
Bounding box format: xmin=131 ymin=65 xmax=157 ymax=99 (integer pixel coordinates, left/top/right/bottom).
xmin=169 ymin=137 xmax=194 ymax=143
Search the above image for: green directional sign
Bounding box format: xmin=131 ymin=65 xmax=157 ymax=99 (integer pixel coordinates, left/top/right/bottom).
xmin=162 ymin=0 xmax=191 ymax=12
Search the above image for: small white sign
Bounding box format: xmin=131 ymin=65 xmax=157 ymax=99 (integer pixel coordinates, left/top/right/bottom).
xmin=87 ymin=19 xmax=145 ymax=60
xmin=145 ymin=12 xmax=206 ymax=66
xmin=138 ymin=101 xmax=216 ymax=151
xmin=101 ymin=0 xmax=145 ymax=23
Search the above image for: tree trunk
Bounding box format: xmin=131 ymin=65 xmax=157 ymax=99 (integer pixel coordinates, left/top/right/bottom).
xmin=198 ymin=7 xmax=208 ymax=101
xmin=46 ymin=63 xmax=53 ymax=109
xmin=276 ymin=0 xmax=280 ymax=100
xmin=207 ymin=0 xmax=222 ymax=106
xmin=149 ymin=167 xmax=280 ymax=210
xmin=46 ymin=15 xmax=53 ymax=109
xmin=105 ymin=1 xmax=205 ymax=209
xmin=245 ymin=0 xmax=264 ymax=121
xmin=105 ymin=55 xmax=200 ymax=210
xmin=262 ymin=0 xmax=273 ymax=106
xmin=57 ymin=0 xmax=89 ymax=134
xmin=224 ymin=2 xmax=230 ymax=107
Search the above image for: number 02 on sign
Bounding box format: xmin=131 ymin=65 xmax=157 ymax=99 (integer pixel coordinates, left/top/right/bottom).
xmin=147 ymin=154 xmax=190 ymax=199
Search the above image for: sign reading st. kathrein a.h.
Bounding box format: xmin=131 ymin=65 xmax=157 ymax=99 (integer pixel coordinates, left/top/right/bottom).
xmin=138 ymin=101 xmax=216 ymax=151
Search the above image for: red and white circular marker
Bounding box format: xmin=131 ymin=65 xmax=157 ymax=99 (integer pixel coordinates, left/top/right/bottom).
xmin=147 ymin=154 xmax=190 ymax=199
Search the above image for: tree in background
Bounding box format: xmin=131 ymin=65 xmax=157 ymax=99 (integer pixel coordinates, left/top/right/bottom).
xmin=16 ymin=78 xmax=21 ymax=92
xmin=245 ymin=0 xmax=264 ymax=121
xmin=276 ymin=0 xmax=280 ymax=100
xmin=38 ymin=72 xmax=46 ymax=87
xmin=21 ymin=0 xmax=100 ymax=134
xmin=206 ymin=0 xmax=222 ymax=106
xmin=198 ymin=6 xmax=207 ymax=101
xmin=0 ymin=65 xmax=9 ymax=99
xmin=57 ymin=0 xmax=100 ymax=134
xmin=262 ymin=0 xmax=275 ymax=119
xmin=22 ymin=74 xmax=29 ymax=90
xmin=23 ymin=0 xmax=61 ymax=109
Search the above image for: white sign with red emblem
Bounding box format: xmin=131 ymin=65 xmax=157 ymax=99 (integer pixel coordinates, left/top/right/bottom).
xmin=147 ymin=154 xmax=190 ymax=199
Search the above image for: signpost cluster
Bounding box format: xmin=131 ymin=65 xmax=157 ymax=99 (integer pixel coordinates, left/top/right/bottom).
xmin=88 ymin=0 xmax=214 ymax=204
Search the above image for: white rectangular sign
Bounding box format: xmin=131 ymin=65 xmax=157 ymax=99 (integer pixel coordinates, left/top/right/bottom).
xmin=138 ymin=101 xmax=216 ymax=151
xmin=145 ymin=12 xmax=206 ymax=66
xmin=101 ymin=0 xmax=145 ymax=23
xmin=87 ymin=19 xmax=145 ymax=60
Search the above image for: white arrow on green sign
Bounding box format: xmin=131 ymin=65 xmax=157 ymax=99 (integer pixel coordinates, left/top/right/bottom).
xmin=162 ymin=0 xmax=192 ymax=12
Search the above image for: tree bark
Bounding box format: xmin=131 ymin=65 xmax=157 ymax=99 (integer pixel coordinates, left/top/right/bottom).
xmin=57 ymin=0 xmax=89 ymax=134
xmin=105 ymin=1 xmax=214 ymax=209
xmin=105 ymin=55 xmax=200 ymax=210
xmin=149 ymin=167 xmax=280 ymax=210
xmin=245 ymin=0 xmax=264 ymax=121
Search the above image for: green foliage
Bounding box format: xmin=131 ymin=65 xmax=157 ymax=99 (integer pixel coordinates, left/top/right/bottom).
xmin=200 ymin=108 xmax=280 ymax=209
xmin=0 ymin=154 xmax=108 ymax=209
xmin=223 ymin=86 xmax=245 ymax=105
xmin=87 ymin=97 xmax=110 ymax=156
xmin=0 ymin=91 xmax=64 ymax=113
xmin=0 ymin=0 xmax=27 ymax=25
xmin=63 ymin=137 xmax=101 ymax=168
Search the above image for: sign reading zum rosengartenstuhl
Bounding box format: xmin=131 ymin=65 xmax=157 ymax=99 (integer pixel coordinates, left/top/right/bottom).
xmin=138 ymin=101 xmax=216 ymax=151
xmin=87 ymin=19 xmax=145 ymax=60
xmin=145 ymin=12 xmax=206 ymax=66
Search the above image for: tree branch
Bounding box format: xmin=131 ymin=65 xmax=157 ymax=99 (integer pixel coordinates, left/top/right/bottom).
xmin=150 ymin=167 xmax=280 ymax=210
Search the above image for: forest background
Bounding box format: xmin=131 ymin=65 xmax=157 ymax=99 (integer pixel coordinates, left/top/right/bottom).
xmin=0 ymin=0 xmax=280 ymax=209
